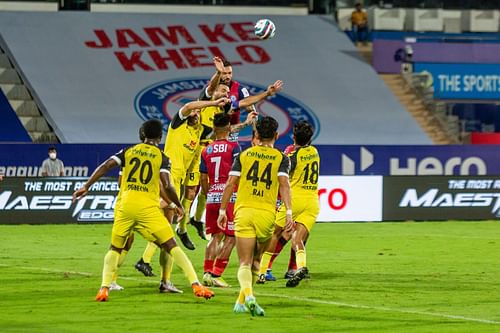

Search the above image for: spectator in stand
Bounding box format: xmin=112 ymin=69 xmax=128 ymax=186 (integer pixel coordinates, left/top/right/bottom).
xmin=41 ymin=146 xmax=65 ymax=176
xmin=351 ymin=2 xmax=369 ymax=46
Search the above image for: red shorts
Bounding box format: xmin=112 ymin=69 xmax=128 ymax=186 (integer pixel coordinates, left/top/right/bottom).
xmin=205 ymin=202 xmax=234 ymax=236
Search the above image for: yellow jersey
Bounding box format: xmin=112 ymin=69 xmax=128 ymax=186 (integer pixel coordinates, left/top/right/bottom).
xmin=229 ymin=145 xmax=290 ymax=214
xmin=112 ymin=143 xmax=170 ymax=208
xmin=288 ymin=145 xmax=320 ymax=198
xmin=164 ymin=110 xmax=203 ymax=169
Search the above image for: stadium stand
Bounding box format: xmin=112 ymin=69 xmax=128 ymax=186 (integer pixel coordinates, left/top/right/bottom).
xmin=0 ymin=9 xmax=431 ymax=144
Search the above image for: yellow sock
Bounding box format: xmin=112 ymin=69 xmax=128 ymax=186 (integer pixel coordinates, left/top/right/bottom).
xmin=252 ymin=270 xmax=259 ymax=285
xmin=102 ymin=250 xmax=120 ymax=288
xmin=111 ymin=249 xmax=128 ymax=282
xmin=296 ymin=249 xmax=306 ymax=268
xmin=194 ymin=192 xmax=207 ymax=221
xmin=142 ymin=242 xmax=158 ymax=264
xmin=159 ymin=249 xmax=174 ymax=281
xmin=238 ymin=291 xmax=245 ymax=304
xmin=179 ymin=198 xmax=193 ymax=232
xmin=237 ymin=265 xmax=253 ymax=298
xmin=259 ymin=251 xmax=273 ymax=275
xmin=170 ymin=246 xmax=197 ymax=284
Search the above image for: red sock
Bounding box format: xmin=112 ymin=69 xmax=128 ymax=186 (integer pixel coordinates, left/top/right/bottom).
xmin=288 ymin=248 xmax=297 ymax=271
xmin=269 ymin=236 xmax=288 ymax=269
xmin=212 ymin=258 xmax=229 ymax=277
xmin=204 ymin=259 xmax=214 ymax=274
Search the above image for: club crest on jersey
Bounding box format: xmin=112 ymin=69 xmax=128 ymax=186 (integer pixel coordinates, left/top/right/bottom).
xmin=134 ymin=77 xmax=319 ymax=145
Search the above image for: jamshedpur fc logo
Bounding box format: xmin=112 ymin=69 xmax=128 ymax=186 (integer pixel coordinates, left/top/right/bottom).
xmin=134 ymin=77 xmax=319 ymax=146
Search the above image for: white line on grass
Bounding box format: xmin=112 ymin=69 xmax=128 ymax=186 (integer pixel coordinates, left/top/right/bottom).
xmin=2 ymin=263 xmax=499 ymax=325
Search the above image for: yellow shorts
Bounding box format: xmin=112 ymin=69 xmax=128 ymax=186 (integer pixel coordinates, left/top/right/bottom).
xmin=112 ymin=204 xmax=174 ymax=248
xmin=185 ymin=170 xmax=200 ymax=187
xmin=169 ymin=167 xmax=185 ymax=198
xmin=276 ymin=196 xmax=319 ymax=232
xmin=234 ymin=207 xmax=275 ymax=243
xmin=185 ymin=146 xmax=202 ymax=187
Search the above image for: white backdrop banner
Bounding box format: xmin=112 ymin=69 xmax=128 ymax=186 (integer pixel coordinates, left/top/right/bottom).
xmin=0 ymin=12 xmax=430 ymax=145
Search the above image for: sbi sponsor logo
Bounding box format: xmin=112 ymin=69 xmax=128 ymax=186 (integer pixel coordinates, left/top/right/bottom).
xmin=134 ymin=77 xmax=319 ymax=145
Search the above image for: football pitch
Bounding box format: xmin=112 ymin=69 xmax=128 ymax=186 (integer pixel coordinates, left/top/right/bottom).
xmin=1 ymin=221 xmax=499 ymax=333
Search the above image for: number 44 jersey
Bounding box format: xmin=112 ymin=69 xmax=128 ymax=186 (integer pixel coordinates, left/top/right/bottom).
xmin=229 ymin=145 xmax=290 ymax=214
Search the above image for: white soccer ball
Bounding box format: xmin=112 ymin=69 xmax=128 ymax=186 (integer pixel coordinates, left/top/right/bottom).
xmin=254 ymin=19 xmax=276 ymax=40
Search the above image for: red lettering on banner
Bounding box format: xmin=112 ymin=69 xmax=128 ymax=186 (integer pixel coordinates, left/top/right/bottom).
xmin=85 ymin=23 xmax=274 ymax=71
xmin=144 ymin=26 xmax=196 ymax=46
xmin=114 ymin=51 xmax=154 ymax=71
xmin=180 ymin=47 xmax=213 ymax=67
xmin=85 ymin=30 xmax=113 ymax=48
xmin=236 ymin=45 xmax=271 ymax=64
xmin=116 ymin=29 xmax=150 ymax=48
xmin=230 ymin=22 xmax=260 ymax=41
xmin=319 ymin=188 xmax=347 ymax=210
xmin=148 ymin=49 xmax=188 ymax=70
xmin=207 ymin=46 xmax=242 ymax=66
xmin=199 ymin=24 xmax=237 ymax=43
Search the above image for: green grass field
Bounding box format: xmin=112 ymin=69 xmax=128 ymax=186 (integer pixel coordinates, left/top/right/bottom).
xmin=1 ymin=221 xmax=499 ymax=333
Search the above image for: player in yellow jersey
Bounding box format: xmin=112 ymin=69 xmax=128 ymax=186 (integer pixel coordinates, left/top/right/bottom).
xmin=72 ymin=119 xmax=215 ymax=302
xmin=217 ymin=116 xmax=293 ymax=316
xmin=189 ymin=59 xmax=284 ymax=241
xmin=133 ymin=95 xmax=230 ymax=280
xmin=257 ymin=120 xmax=320 ymax=288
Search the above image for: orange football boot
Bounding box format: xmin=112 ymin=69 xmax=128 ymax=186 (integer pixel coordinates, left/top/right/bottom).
xmin=192 ymin=283 xmax=215 ymax=300
xmin=95 ymin=287 xmax=109 ymax=302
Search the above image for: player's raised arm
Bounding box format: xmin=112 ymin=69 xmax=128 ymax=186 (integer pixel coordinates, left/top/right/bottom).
xmin=230 ymin=111 xmax=258 ymax=133
xmin=72 ymin=157 xmax=118 ymax=201
xmin=180 ymin=98 xmax=230 ymax=117
xmin=205 ymin=57 xmax=225 ymax=97
xmin=237 ymin=80 xmax=283 ymax=109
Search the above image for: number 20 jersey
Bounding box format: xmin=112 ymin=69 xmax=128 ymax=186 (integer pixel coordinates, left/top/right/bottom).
xmin=112 ymin=143 xmax=170 ymax=208
xmin=229 ymin=145 xmax=290 ymax=214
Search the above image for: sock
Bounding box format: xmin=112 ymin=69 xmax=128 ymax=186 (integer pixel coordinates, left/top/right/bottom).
xmin=269 ymin=236 xmax=288 ymax=269
xmin=160 ymin=249 xmax=174 ymax=281
xmin=204 ymin=259 xmax=214 ymax=274
xmin=237 ymin=291 xmax=245 ymax=304
xmin=142 ymin=242 xmax=158 ymax=264
xmin=111 ymin=249 xmax=128 ymax=282
xmin=288 ymin=248 xmax=297 ymax=271
xmin=212 ymin=258 xmax=229 ymax=276
xmin=170 ymin=246 xmax=198 ymax=284
xmin=179 ymin=198 xmax=193 ymax=232
xmin=259 ymin=252 xmax=273 ymax=275
xmin=252 ymin=270 xmax=259 ymax=285
xmin=296 ymin=249 xmax=306 ymax=268
xmin=102 ymin=250 xmax=120 ymax=288
xmin=237 ymin=265 xmax=253 ymax=298
xmin=194 ymin=192 xmax=207 ymax=221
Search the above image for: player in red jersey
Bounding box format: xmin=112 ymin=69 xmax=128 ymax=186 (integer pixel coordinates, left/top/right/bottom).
xmin=200 ymin=113 xmax=242 ymax=287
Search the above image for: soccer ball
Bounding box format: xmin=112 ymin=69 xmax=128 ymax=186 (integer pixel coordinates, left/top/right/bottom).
xmin=254 ymin=19 xmax=276 ymax=40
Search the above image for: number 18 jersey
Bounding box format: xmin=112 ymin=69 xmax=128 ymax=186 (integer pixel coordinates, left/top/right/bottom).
xmin=229 ymin=145 xmax=290 ymax=214
xmin=288 ymin=145 xmax=320 ymax=198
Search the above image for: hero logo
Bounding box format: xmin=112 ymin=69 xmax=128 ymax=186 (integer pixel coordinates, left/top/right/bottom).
xmin=399 ymin=189 xmax=500 ymax=216
xmin=318 ymin=187 xmax=347 ymax=210
xmin=134 ymin=77 xmax=319 ymax=146
xmin=342 ymin=147 xmax=487 ymax=175
xmin=0 ymin=191 xmax=116 ymax=222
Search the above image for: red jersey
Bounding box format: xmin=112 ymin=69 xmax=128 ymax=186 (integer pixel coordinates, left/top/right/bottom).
xmin=200 ymin=139 xmax=241 ymax=197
